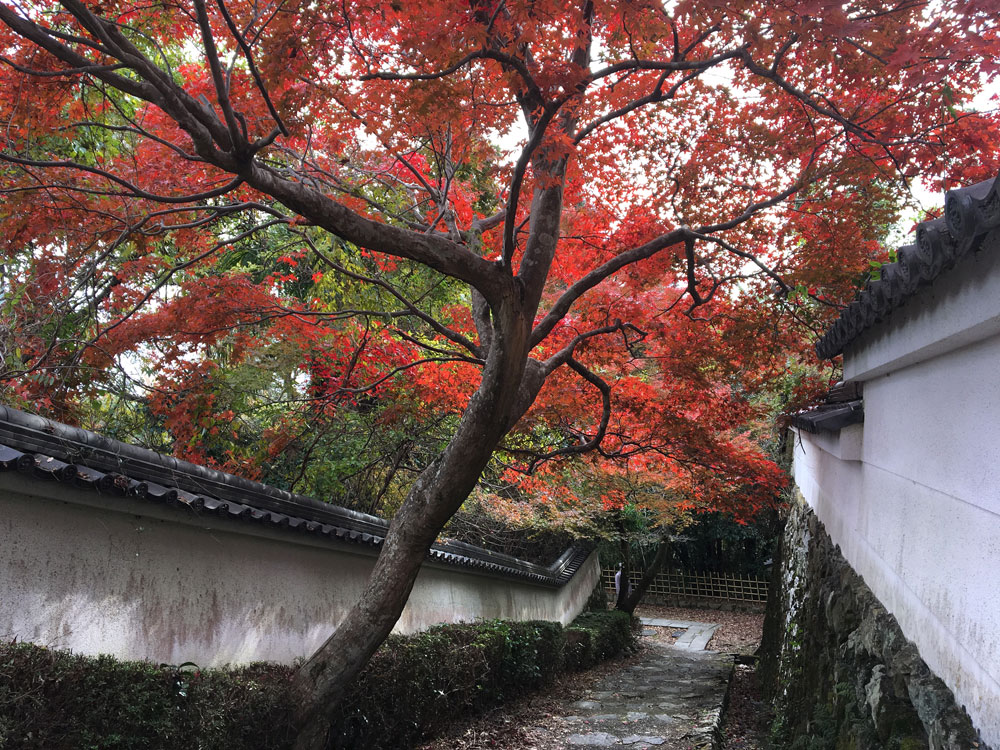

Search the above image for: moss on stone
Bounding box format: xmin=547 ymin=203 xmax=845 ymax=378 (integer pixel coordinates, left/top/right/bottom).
xmin=759 ymin=499 xmax=981 ymax=750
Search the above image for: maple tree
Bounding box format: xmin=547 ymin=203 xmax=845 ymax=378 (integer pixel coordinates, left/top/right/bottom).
xmin=1 ymin=0 xmax=998 ymax=744
xmin=467 ymin=290 xmax=792 ymax=613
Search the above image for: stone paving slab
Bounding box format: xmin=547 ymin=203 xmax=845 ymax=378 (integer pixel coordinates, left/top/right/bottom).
xmin=639 ymin=617 xmax=720 ymax=652
xmin=517 ymin=616 xmax=732 ymax=748
xmin=639 ymin=618 xmax=702 ymax=629
xmin=674 ymin=624 xmax=719 ymax=651
xmin=524 ymin=643 xmax=734 ymax=749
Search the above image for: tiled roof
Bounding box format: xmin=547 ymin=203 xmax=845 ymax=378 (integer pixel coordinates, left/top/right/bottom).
xmin=0 ymin=405 xmax=590 ymax=587
xmin=790 ymin=381 xmax=864 ymax=434
xmin=790 ymin=401 xmax=864 ymax=434
xmin=816 ymin=172 xmax=1000 ymax=360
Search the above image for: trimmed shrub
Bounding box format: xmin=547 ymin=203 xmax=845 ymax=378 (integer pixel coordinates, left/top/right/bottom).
xmin=329 ymin=620 xmax=567 ymax=748
xmin=565 ymin=611 xmax=635 ymax=671
xmin=0 ymin=611 xmax=633 ymax=750
xmin=0 ymin=642 xmax=295 ymax=749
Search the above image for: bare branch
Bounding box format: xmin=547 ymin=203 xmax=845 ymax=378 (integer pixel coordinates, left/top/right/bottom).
xmin=529 ymin=226 xmax=684 ymax=348
xmin=590 ymin=47 xmax=745 ymax=81
xmin=212 ymin=0 xmax=289 ymax=138
xmin=339 ymin=356 xmax=479 ymax=395
xmin=521 ymin=357 xmax=611 ymax=472
xmin=575 ymin=68 xmax=701 ymax=144
xmin=686 ymin=230 xmax=791 ymax=296
xmin=304 ymin=238 xmax=483 ymax=357
xmin=738 ymin=49 xmax=930 ymax=148
xmin=0 ymin=152 xmax=244 ymax=202
xmin=192 ymin=0 xmax=244 ymax=152
xmin=0 ymin=56 xmax=125 ymax=77
xmin=361 ymin=48 xmax=546 ymax=105
xmin=502 ymin=102 xmax=558 ymax=267
xmin=541 ymin=320 xmax=642 ymax=375
xmin=89 ymin=218 xmax=288 ymax=345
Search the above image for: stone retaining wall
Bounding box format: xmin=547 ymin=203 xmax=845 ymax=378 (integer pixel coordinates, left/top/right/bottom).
xmin=760 ymin=496 xmax=989 ymax=750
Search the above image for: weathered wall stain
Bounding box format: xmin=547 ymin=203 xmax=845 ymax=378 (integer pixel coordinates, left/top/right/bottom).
xmin=1 ymin=479 xmax=599 ymax=666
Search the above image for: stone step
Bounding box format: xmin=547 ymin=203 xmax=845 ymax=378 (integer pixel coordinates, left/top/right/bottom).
xmin=546 ymin=643 xmax=734 ymax=748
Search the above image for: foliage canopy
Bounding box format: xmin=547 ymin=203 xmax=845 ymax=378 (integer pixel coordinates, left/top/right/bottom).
xmin=0 ymin=0 xmax=996 ymax=743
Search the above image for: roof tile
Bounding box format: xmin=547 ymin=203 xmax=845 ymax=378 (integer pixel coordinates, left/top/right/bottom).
xmin=0 ymin=405 xmax=591 ymax=587
xmin=816 ymin=172 xmax=1000 ymax=360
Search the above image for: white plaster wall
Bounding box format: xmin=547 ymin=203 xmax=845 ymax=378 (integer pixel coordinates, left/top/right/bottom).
xmin=0 ymin=473 xmax=599 ymax=666
xmin=792 ymin=332 xmax=1000 ymax=747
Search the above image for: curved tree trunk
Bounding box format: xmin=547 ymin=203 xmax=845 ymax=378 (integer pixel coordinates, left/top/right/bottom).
xmin=290 ymin=279 xmax=547 ymax=747
xmin=285 ymin=117 xmax=570 ymax=746
xmin=616 ymin=536 xmax=671 ymax=615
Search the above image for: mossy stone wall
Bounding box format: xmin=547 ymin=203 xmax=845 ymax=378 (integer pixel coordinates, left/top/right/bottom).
xmin=759 ymin=497 xmax=988 ymax=750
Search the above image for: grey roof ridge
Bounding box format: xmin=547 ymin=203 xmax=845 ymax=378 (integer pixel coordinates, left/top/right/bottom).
xmin=815 ymin=170 xmax=1000 ymax=360
xmin=0 ymin=404 xmax=590 ymax=587
xmin=0 ymin=403 xmax=388 ymax=534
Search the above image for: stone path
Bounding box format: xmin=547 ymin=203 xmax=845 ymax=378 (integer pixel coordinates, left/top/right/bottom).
xmin=640 ymin=618 xmax=720 ymax=651
xmin=520 ymin=619 xmax=733 ymax=749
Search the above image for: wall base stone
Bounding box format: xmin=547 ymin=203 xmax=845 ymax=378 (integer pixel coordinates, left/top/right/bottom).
xmin=760 ymin=495 xmax=989 ymax=750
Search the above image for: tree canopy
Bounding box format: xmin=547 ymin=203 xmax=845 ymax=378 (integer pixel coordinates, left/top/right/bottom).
xmin=1 ymin=0 xmax=997 ymax=744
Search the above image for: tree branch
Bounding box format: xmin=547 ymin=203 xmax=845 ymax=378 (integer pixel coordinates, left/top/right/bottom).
xmin=0 ymin=152 xmax=244 ymax=203
xmin=522 ymin=357 xmax=611 ymax=472
xmin=307 ymin=246 xmax=483 ymax=358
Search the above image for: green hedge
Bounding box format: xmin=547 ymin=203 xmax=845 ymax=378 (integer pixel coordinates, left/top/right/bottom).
xmin=564 ymin=611 xmax=635 ymax=671
xmin=0 ymin=645 xmax=294 ymax=750
xmin=0 ymin=611 xmax=634 ymax=750
xmin=329 ymin=620 xmax=566 ymax=748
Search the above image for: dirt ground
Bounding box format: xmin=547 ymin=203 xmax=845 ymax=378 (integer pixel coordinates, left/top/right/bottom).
xmin=720 ymin=661 xmax=771 ymax=750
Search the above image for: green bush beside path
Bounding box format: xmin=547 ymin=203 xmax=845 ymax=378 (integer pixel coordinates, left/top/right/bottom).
xmin=0 ymin=610 xmax=633 ymax=749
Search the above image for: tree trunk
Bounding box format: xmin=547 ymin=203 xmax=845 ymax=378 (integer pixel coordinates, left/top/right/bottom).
xmin=286 ymin=162 xmax=567 ymax=749
xmin=616 ymin=536 xmax=671 ymax=615
xmin=614 ymin=531 xmax=632 ymax=611
xmin=289 ymin=291 xmax=539 ymax=748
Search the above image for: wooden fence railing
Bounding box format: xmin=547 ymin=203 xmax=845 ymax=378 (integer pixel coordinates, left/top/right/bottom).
xmin=601 ymin=568 xmax=769 ymax=604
